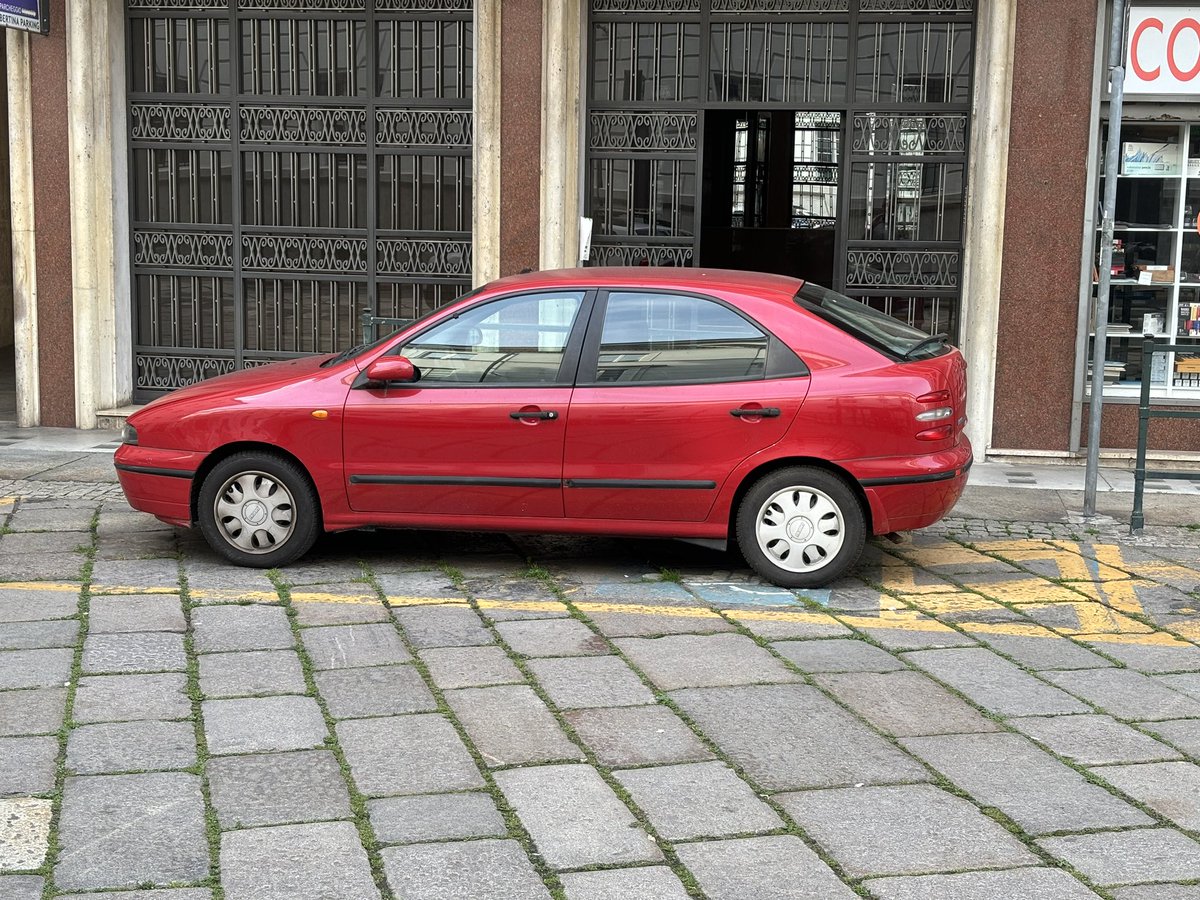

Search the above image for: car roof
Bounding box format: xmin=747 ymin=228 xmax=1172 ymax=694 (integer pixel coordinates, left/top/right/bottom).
xmin=484 ymin=267 xmax=805 ymax=302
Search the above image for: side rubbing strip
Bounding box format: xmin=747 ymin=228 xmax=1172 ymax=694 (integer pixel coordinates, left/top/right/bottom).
xmin=115 ymin=464 xmax=195 ymax=479
xmin=859 ymin=471 xmax=958 ymax=487
xmin=349 ymin=475 xmax=561 ymax=488
xmin=565 ymin=479 xmax=717 ymax=490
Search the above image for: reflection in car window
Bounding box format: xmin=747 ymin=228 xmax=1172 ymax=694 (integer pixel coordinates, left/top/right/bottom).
xmin=392 ymin=292 xmax=585 ymax=384
xmin=595 ymin=292 xmax=767 ymax=383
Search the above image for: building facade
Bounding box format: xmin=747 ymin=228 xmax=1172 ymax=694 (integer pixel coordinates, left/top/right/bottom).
xmin=2 ymin=0 xmax=1197 ymax=459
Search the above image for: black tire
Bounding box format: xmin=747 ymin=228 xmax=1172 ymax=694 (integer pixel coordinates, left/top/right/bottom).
xmin=735 ymin=466 xmax=865 ymax=588
xmin=197 ymin=451 xmax=320 ymax=568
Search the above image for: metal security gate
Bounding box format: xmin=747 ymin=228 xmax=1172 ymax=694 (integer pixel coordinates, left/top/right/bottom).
xmin=586 ymin=0 xmax=973 ymax=340
xmin=127 ymin=0 xmax=472 ymax=398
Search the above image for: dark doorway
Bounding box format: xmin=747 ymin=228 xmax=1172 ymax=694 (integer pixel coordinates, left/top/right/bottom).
xmin=699 ymin=110 xmax=841 ymax=286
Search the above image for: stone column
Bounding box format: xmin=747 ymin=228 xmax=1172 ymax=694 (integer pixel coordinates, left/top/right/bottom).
xmin=67 ymin=0 xmax=131 ymax=428
xmin=539 ymin=0 xmax=582 ymax=270
xmin=6 ymin=29 xmax=40 ymax=427
xmin=959 ymin=0 xmax=1018 ymax=460
xmin=474 ymin=0 xmax=502 ymax=286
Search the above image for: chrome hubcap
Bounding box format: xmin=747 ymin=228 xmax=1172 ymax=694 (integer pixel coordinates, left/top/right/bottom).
xmin=755 ymin=486 xmax=845 ymax=573
xmin=214 ymin=471 xmax=296 ymax=554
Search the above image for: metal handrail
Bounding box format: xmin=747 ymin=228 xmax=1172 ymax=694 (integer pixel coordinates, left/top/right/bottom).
xmin=1131 ymin=336 xmax=1200 ymax=532
xmin=360 ymin=311 xmax=413 ymax=345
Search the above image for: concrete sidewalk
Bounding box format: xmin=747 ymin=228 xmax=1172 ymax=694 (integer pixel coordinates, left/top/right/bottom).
xmin=1 ymin=429 xmax=1199 ymax=899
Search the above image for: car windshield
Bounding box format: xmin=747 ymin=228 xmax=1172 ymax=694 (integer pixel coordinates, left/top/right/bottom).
xmin=320 ymin=287 xmax=486 ymax=367
xmin=794 ymin=283 xmax=949 ymax=360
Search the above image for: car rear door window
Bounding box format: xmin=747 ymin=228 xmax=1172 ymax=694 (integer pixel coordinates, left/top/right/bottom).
xmin=392 ymin=291 xmax=586 ymax=384
xmin=593 ymin=292 xmax=768 ymax=384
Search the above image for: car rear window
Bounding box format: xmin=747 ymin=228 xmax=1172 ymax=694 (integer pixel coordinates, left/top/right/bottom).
xmin=793 ymin=283 xmax=949 ymax=360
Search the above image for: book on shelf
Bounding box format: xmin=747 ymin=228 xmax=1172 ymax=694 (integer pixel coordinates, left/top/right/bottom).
xmin=1181 ymin=302 xmax=1200 ymax=337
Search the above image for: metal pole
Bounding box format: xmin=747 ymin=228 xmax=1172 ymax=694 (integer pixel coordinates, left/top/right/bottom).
xmin=1085 ymin=0 xmax=1129 ymax=516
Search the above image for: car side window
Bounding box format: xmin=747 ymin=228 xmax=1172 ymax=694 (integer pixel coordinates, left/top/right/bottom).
xmin=392 ymin=291 xmax=586 ymax=384
xmin=594 ymin=292 xmax=768 ymax=384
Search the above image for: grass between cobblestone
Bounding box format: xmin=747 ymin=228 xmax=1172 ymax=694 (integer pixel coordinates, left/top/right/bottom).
xmin=36 ymin=506 xmax=97 ymax=900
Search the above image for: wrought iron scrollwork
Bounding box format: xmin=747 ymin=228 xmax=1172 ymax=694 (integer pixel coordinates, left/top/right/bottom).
xmin=374 ymin=0 xmax=471 ymax=9
xmin=241 ymin=236 xmax=368 ymax=273
xmin=845 ymin=249 xmax=960 ymax=289
xmin=240 ymin=107 xmax=367 ymax=145
xmin=239 ymin=0 xmax=364 ymax=9
xmin=589 ymin=112 xmax=697 ymax=153
xmin=376 ymin=110 xmax=472 ymax=148
xmin=136 ymin=355 xmax=236 ymax=390
xmin=591 ymin=0 xmax=700 ymax=10
xmin=589 ymin=243 xmax=695 ymax=268
xmin=377 ymin=239 xmax=472 ymax=277
xmin=859 ymin=0 xmax=971 ymax=11
xmin=852 ymin=114 xmax=967 ymax=155
xmin=134 ymin=231 xmax=235 ymax=268
xmin=131 ymin=104 xmax=231 ymax=142
xmin=712 ymin=0 xmax=847 ymax=11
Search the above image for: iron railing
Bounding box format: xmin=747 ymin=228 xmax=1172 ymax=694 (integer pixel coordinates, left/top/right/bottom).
xmin=1131 ymin=336 xmax=1200 ymax=532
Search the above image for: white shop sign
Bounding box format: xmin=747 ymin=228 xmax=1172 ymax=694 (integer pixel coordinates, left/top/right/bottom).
xmin=1127 ymin=7 xmax=1200 ymax=93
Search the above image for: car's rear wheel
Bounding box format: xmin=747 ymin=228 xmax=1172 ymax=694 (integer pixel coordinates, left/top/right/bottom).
xmin=197 ymin=452 xmax=320 ymax=568
xmin=736 ymin=466 xmax=865 ymax=588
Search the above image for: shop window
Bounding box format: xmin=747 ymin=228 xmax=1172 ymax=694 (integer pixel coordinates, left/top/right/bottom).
xmin=1088 ymin=122 xmax=1200 ymax=399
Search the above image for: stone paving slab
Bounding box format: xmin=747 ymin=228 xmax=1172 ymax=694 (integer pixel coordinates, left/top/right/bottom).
xmin=671 ymin=684 xmax=929 ymax=790
xmin=1043 ymin=668 xmax=1200 ymax=720
xmin=771 ymin=638 xmax=907 ymax=672
xmin=1093 ymin=761 xmax=1200 ymax=830
xmin=73 ymin=673 xmax=191 ymax=723
xmin=526 ymin=655 xmax=656 ymax=709
xmin=0 ymin=619 xmax=79 ymax=649
xmin=615 ymin=760 xmax=782 ymax=840
xmin=780 ymin=782 xmax=1037 ymax=877
xmin=81 ymin=632 xmax=186 ymax=674
xmin=367 ymin=792 xmax=506 ymax=845
xmin=901 ymin=732 xmax=1153 ymax=835
xmin=496 ymin=618 xmax=609 ymax=657
xmin=445 ymin=685 xmax=583 ymax=767
xmin=202 ymin=695 xmax=328 ymax=755
xmin=0 ymin=647 xmax=73 ymax=688
xmin=616 ymin=633 xmax=802 ymax=690
xmin=336 ymin=714 xmax=485 ymax=797
xmin=673 ymin=835 xmax=857 ymax=900
xmin=56 ymin=773 xmax=209 ymax=891
xmin=0 ymin=686 xmax=66 ymax=735
xmin=1113 ymin=887 xmax=1200 ymax=900
xmin=198 ymin=649 xmax=307 ymax=698
xmin=1011 ymin=713 xmax=1182 ymax=765
xmin=494 ymin=764 xmax=662 ymax=870
xmin=722 ymin=607 xmax=851 ymax=640
xmin=578 ymin=605 xmax=736 ymax=637
xmin=814 ymin=670 xmax=1002 ymax=737
xmin=904 ymin=647 xmax=1090 ymax=716
xmin=88 ymin=595 xmax=185 ymax=634
xmin=221 ymin=822 xmax=380 ymax=900
xmin=1037 ymin=828 xmax=1200 ymax=886
xmin=1140 ymin=718 xmax=1200 ymax=756
xmin=290 ymin=598 xmax=392 ymax=626
xmin=1088 ymin=639 xmax=1200 ymax=673
xmin=301 ymin=623 xmax=411 ymax=669
xmin=66 ymin=721 xmax=196 ymax=775
xmin=0 ymin=589 xmax=79 ymax=623
xmin=380 ymin=839 xmax=551 ymax=900
xmin=0 ymin=877 xmax=44 ymax=900
xmin=972 ymin=630 xmax=1115 ymax=670
xmin=863 ymin=868 xmax=1101 ymax=899
xmin=559 ymin=867 xmax=691 ymax=900
xmin=392 ymin=605 xmax=493 ymax=648
xmin=315 ymin=664 xmax=436 ymax=718
xmin=58 ymin=891 xmax=213 ymax=900
xmin=192 ymin=604 xmax=292 ymax=652
xmin=0 ymin=797 xmax=52 ymax=870
xmin=563 ymin=705 xmax=714 ymax=767
xmin=419 ymin=645 xmax=525 ymax=689
xmin=207 ymin=750 xmax=351 ymax=828
xmin=0 ymin=736 xmax=58 ymax=795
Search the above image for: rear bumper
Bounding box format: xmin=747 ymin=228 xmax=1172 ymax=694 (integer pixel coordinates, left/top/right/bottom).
xmin=113 ymin=445 xmax=205 ymax=526
xmin=847 ymin=440 xmax=973 ymax=535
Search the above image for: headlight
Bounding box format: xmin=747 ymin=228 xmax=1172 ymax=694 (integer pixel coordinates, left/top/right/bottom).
xmin=121 ymin=423 xmax=138 ymax=445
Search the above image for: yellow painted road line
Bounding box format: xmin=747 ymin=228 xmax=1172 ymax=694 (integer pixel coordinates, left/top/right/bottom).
xmin=574 ymin=600 xmax=726 ymax=621
xmin=477 ymin=598 xmax=569 ymax=613
xmin=385 ymin=595 xmax=469 ymax=607
xmin=289 ymin=591 xmax=381 ymax=606
xmin=0 ymin=581 xmax=83 ymax=593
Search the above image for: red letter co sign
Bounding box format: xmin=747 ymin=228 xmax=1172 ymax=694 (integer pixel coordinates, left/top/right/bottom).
xmin=1128 ymin=6 xmax=1200 ymax=93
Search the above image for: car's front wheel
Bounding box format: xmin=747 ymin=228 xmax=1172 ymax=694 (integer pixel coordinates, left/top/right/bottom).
xmin=736 ymin=466 xmax=865 ymax=588
xmin=197 ymin=452 xmax=320 ymax=568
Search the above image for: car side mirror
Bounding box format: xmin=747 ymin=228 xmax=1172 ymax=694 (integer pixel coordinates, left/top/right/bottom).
xmin=364 ymin=357 xmax=420 ymax=385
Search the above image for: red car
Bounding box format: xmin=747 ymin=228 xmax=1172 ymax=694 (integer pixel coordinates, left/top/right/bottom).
xmin=115 ymin=268 xmax=971 ymax=587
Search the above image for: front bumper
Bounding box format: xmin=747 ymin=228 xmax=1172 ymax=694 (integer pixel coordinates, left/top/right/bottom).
xmin=113 ymin=445 xmax=206 ymax=526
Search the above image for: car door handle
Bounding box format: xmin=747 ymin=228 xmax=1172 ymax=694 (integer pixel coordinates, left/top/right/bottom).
xmin=509 ymin=410 xmax=559 ymax=420
xmin=730 ymin=407 xmax=781 ymax=418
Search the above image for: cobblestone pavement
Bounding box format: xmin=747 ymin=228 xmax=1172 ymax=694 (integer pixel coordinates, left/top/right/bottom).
xmin=1 ymin=471 xmax=1200 ymax=898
